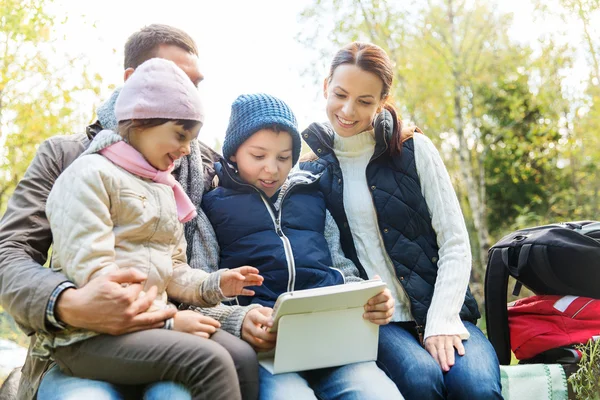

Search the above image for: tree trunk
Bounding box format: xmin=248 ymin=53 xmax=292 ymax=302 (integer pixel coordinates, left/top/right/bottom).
xmin=447 ymin=0 xmax=490 ymax=285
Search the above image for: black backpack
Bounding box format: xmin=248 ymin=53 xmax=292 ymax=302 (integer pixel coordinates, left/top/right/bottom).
xmin=484 ymin=221 xmax=600 ymax=364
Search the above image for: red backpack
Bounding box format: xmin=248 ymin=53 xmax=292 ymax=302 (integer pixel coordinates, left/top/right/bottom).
xmin=508 ymin=295 xmax=600 ymax=360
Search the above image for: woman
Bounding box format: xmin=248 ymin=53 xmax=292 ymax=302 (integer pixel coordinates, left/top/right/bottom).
xmin=300 ymin=41 xmax=503 ymax=399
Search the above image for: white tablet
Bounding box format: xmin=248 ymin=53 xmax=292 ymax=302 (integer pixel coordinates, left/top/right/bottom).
xmin=269 ymin=279 xmax=386 ymax=333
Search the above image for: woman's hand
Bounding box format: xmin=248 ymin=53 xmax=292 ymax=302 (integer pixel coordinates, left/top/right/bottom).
xmin=363 ymin=286 xmax=395 ymax=325
xmin=173 ymin=310 xmax=221 ymax=338
xmin=219 ymin=266 xmax=264 ymax=297
xmin=241 ymin=307 xmax=277 ymax=352
xmin=424 ymin=334 xmax=465 ymax=372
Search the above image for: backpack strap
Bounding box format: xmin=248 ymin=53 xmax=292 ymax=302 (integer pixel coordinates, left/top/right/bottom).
xmin=485 ymin=248 xmax=512 ymax=365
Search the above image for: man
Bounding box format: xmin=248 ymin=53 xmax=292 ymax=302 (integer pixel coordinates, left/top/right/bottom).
xmin=0 ymin=24 xmax=273 ymax=400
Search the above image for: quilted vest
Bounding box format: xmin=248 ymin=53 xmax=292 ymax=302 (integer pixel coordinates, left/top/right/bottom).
xmin=201 ymin=161 xmax=344 ymax=307
xmin=300 ymin=111 xmax=480 ymax=326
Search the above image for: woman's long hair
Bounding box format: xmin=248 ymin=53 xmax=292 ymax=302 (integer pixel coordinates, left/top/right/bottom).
xmin=327 ymin=42 xmax=403 ymax=155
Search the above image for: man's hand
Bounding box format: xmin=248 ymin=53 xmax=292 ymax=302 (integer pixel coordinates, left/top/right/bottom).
xmin=220 ymin=266 xmax=263 ymax=297
xmin=424 ymin=334 xmax=465 ymax=372
xmin=173 ymin=310 xmax=220 ymax=338
xmin=55 ymin=268 xmax=176 ymax=335
xmin=241 ymin=307 xmax=277 ymax=352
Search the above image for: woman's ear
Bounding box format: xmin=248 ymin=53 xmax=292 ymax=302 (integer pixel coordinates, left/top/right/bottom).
xmin=229 ymin=155 xmax=237 ymax=163
xmin=323 ymin=78 xmax=329 ymax=99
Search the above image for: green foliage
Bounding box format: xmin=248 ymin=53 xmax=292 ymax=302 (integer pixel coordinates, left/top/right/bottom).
xmin=568 ymin=339 xmax=600 ymax=400
xmin=0 ymin=308 xmax=28 ymax=347
xmin=297 ymin=0 xmax=577 ymax=289
xmin=0 ymin=0 xmax=102 ymax=214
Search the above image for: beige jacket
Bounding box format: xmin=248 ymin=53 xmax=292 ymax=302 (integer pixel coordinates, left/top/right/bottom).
xmin=47 ymin=153 xmax=218 ymax=309
xmin=0 ymin=130 xmax=255 ymax=400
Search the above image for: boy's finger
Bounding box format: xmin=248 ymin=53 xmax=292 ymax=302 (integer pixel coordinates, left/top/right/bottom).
xmin=240 ymin=289 xmax=255 ymax=296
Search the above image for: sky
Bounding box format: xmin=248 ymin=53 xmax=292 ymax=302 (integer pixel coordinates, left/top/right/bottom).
xmin=48 ymin=0 xmax=321 ymax=149
xmin=45 ymin=0 xmax=591 ymax=149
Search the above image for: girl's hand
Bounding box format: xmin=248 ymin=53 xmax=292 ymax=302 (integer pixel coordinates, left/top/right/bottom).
xmin=220 ymin=266 xmax=264 ymax=297
xmin=424 ymin=334 xmax=465 ymax=372
xmin=363 ymin=276 xmax=395 ymax=325
xmin=173 ymin=310 xmax=221 ymax=338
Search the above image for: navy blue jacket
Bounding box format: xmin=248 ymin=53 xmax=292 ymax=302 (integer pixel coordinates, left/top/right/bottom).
xmin=201 ymin=160 xmax=344 ymax=307
xmin=300 ymin=111 xmax=480 ymax=328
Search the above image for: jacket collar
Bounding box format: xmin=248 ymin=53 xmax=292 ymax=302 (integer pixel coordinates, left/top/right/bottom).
xmin=214 ymin=158 xmax=322 ymax=197
xmin=302 ymin=110 xmax=394 ymax=159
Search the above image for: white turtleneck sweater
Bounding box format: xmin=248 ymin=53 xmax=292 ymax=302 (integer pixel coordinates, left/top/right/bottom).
xmin=333 ymin=129 xmax=471 ymax=341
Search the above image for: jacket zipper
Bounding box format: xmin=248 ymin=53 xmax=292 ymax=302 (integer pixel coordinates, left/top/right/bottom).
xmin=571 ymin=299 xmax=595 ymax=319
xmin=308 ymin=125 xmax=425 ymax=343
xmin=367 ymin=126 xmax=426 ymax=343
xmin=260 ymin=196 xmax=297 ymax=292
xmin=221 ymin=163 xmax=299 ymax=293
xmin=124 ymin=193 xmax=147 ymax=208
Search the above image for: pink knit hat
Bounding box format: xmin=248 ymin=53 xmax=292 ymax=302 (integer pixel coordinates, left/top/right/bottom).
xmin=115 ymin=58 xmax=204 ymax=124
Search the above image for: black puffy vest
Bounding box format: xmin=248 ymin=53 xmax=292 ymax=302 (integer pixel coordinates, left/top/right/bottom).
xmin=300 ymin=111 xmax=480 ymax=326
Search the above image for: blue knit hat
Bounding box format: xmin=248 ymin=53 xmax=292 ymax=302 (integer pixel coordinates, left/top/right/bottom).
xmin=223 ymin=93 xmax=301 ymax=165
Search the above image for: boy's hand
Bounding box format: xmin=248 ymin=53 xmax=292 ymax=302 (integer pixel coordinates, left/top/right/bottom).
xmin=241 ymin=307 xmax=277 ymax=352
xmin=220 ymin=266 xmax=264 ymax=297
xmin=363 ymin=275 xmax=395 ymax=325
xmin=173 ymin=310 xmax=221 ymax=338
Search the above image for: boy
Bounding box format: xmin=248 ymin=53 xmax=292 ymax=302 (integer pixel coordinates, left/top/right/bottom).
xmin=201 ymin=93 xmax=404 ymax=400
xmin=202 ymin=93 xmax=358 ymax=307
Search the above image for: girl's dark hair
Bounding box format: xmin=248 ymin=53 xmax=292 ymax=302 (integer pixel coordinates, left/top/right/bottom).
xmin=328 ymin=42 xmax=403 ymax=155
xmin=118 ymin=118 xmax=200 ymax=138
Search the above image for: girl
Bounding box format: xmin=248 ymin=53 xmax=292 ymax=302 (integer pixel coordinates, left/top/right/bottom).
xmin=40 ymin=58 xmax=262 ymax=400
xmin=300 ymin=42 xmax=503 ymax=399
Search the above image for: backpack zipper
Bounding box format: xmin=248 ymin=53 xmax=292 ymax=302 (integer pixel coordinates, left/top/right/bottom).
xmin=571 ymin=299 xmax=595 ymax=319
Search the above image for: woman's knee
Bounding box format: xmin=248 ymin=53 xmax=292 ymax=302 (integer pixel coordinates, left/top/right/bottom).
xmin=447 ymin=382 xmax=502 ymax=400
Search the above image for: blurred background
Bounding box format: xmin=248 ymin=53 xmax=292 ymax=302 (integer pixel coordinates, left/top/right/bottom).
xmin=1 ymin=0 xmax=599 ymax=349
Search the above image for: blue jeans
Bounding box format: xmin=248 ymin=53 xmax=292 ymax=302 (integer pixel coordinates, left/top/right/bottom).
xmin=378 ymin=321 xmax=503 ymax=400
xmin=38 ymin=364 xmax=191 ymax=400
xmin=258 ymin=361 xmax=404 ymax=400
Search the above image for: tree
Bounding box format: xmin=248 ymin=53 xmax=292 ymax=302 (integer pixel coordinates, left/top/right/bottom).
xmin=0 ymin=0 xmax=102 ymax=213
xmin=532 ymin=0 xmax=600 ymax=220
xmin=297 ymin=0 xmax=574 ymax=299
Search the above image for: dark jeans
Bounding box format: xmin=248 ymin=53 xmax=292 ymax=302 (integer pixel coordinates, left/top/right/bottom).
xmin=377 ymin=321 xmax=503 ymax=400
xmin=49 ymin=329 xmax=259 ymax=400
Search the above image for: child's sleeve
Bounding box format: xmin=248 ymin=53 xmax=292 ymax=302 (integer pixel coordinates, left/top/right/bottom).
xmin=324 ymin=210 xmax=363 ymax=283
xmin=187 ymin=303 xmax=263 ymax=338
xmin=168 ymin=232 xmax=231 ymax=307
xmin=46 ymin=160 xmax=120 ymax=287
